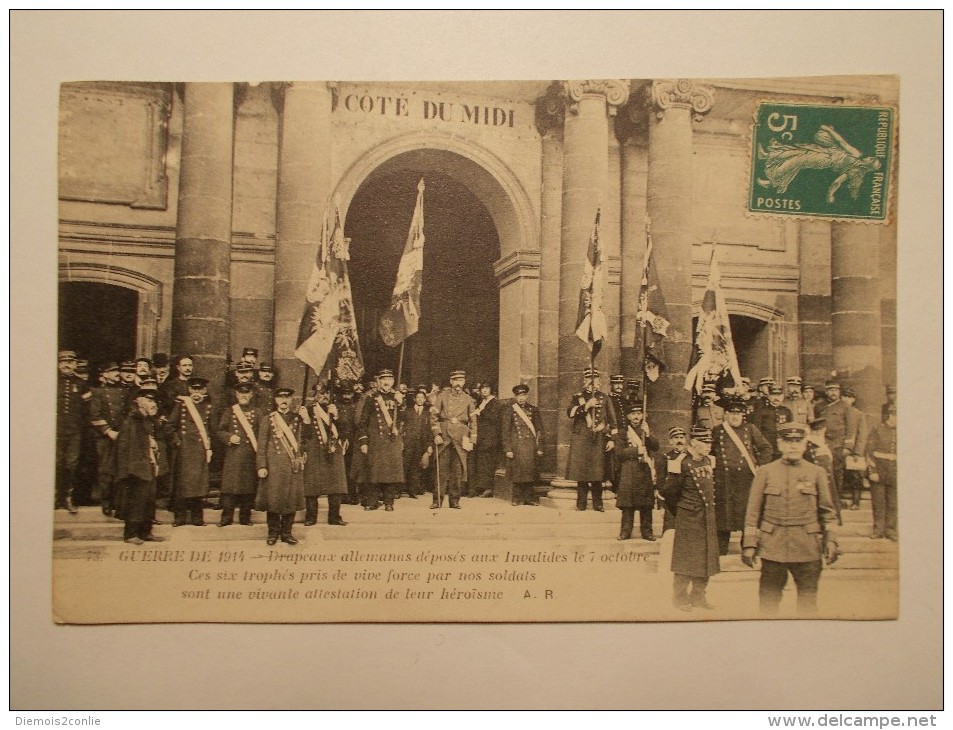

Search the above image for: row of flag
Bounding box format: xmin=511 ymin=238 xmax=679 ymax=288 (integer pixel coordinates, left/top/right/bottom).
xmin=294 ymin=181 xmax=741 ymax=396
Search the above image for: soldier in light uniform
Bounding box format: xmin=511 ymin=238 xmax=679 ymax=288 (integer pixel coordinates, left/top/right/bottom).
xmin=301 ymin=382 xmax=349 ymax=527
xmin=56 ymin=350 xmax=90 ymax=513
xmin=710 ymin=399 xmax=773 ymax=555
xmin=866 ymin=404 xmax=897 ymax=541
xmin=358 ymin=369 xmax=406 ymax=512
xmin=742 ymin=422 xmax=840 ymax=614
xmin=256 ymin=388 xmax=307 ymax=545
xmin=168 ymin=377 xmax=214 ymax=527
xmin=216 ymin=382 xmax=262 ymax=527
xmin=502 ymin=384 xmax=544 ymax=506
xmin=565 ymin=368 xmax=616 ymax=511
xmin=114 ymin=390 xmax=168 ymax=545
xmin=783 ymin=376 xmax=813 ymax=424
xmin=661 ymin=425 xmax=720 ymax=611
xmin=840 ymin=387 xmax=870 ymax=510
xmin=430 ymin=369 xmax=477 ymax=509
xmin=88 ymin=361 xmax=127 ymax=516
xmin=815 ymin=380 xmax=864 ymax=510
xmin=615 ymin=403 xmax=659 ymax=541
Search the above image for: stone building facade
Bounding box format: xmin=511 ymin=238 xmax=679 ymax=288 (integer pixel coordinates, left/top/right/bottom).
xmin=58 ymin=78 xmax=897 ymax=475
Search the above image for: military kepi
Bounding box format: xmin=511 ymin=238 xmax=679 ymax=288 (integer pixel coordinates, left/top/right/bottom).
xmin=512 ymin=384 xmax=529 ymax=395
xmin=690 ymin=425 xmax=713 ymax=442
xmin=187 ymin=377 xmax=209 ymax=389
xmin=778 ymin=422 xmax=808 ymax=441
xmin=275 ymin=387 xmax=294 ymax=397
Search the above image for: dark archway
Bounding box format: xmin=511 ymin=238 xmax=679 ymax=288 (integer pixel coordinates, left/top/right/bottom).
xmin=689 ymin=312 xmax=772 ymax=385
xmin=59 ymin=281 xmax=138 ymax=371
xmin=346 ymin=165 xmax=501 ymax=388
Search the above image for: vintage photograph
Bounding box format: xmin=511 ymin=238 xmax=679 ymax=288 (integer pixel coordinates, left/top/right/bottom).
xmin=53 ymin=75 xmax=900 ymax=624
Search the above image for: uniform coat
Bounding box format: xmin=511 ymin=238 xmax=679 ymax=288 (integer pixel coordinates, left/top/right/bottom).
xmin=430 ymin=389 xmax=477 ymax=482
xmin=742 ymin=458 xmax=838 ymax=563
xmin=113 ymin=410 xmax=168 ymax=523
xmin=88 ymin=383 xmax=128 ymax=483
xmin=303 ymin=405 xmax=349 ymax=497
xmin=359 ymin=391 xmax=406 ymax=484
xmin=710 ymin=421 xmax=773 ymax=532
xmin=565 ymin=390 xmax=616 ymax=481
xmin=216 ymin=404 xmax=263 ymax=495
xmin=615 ymin=426 xmax=659 ymax=509
xmin=255 ymin=411 xmax=306 ymax=513
xmin=783 ymin=396 xmax=814 ymax=424
xmin=662 ymin=453 xmax=720 ymax=579
xmin=168 ymin=397 xmax=214 ymax=500
xmin=750 ymin=403 xmax=794 ymax=457
xmin=501 ymin=401 xmax=544 ymax=483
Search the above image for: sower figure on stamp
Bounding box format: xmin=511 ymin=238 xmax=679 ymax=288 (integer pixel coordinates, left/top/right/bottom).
xmin=358 ymin=369 xmax=406 ymax=512
xmin=114 ymin=390 xmax=168 ymax=545
xmin=301 ymin=382 xmax=349 ymax=527
xmin=168 ymin=377 xmax=214 ymax=527
xmin=88 ymin=361 xmax=126 ymax=517
xmin=710 ymin=398 xmax=773 ymax=556
xmin=256 ymin=387 xmax=307 ymax=545
xmin=616 ymin=403 xmax=659 ymax=541
xmin=565 ymin=368 xmax=616 ymax=511
xmin=661 ymin=425 xmax=720 ymax=611
xmin=430 ymin=369 xmax=477 ymax=509
xmin=56 ymin=349 xmax=90 ymax=514
xmin=216 ymin=381 xmax=262 ymax=527
xmin=502 ymin=384 xmax=544 ymax=506
xmin=742 ymin=422 xmax=839 ymax=615
xmin=470 ymin=382 xmax=503 ymax=498
xmin=402 ymin=386 xmax=434 ymax=499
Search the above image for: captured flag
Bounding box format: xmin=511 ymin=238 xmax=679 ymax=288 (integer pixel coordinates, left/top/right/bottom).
xmin=294 ymin=198 xmax=365 ymax=382
xmin=685 ymin=248 xmax=742 ymax=394
xmin=636 ymin=216 xmax=670 ymax=382
xmin=380 ymin=179 xmax=426 ymax=348
xmin=574 ymin=208 xmax=608 ymax=358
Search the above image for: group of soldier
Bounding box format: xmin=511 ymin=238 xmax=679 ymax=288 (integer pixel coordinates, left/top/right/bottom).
xmin=563 ymin=367 xmax=897 ymax=614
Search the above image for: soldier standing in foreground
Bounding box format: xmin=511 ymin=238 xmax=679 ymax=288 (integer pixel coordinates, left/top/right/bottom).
xmin=56 ymin=350 xmax=89 ymax=514
xmin=302 ymin=382 xmax=349 ymax=527
xmin=88 ymin=361 xmax=126 ymax=516
xmin=615 ymin=403 xmax=659 ymax=541
xmin=359 ymin=369 xmax=406 ymax=512
xmin=502 ymin=384 xmax=544 ymax=506
xmin=216 ymin=382 xmax=262 ymax=527
xmin=866 ymin=404 xmax=898 ymax=541
xmin=565 ymin=368 xmax=616 ymax=512
xmin=430 ymin=369 xmax=477 ymax=509
xmin=256 ymin=388 xmax=307 ymax=545
xmin=742 ymin=422 xmax=839 ymax=615
xmin=168 ymin=377 xmax=214 ymax=527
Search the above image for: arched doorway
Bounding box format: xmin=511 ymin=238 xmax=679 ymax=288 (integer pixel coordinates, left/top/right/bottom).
xmin=59 ymin=281 xmax=138 ymax=368
xmin=346 ymin=165 xmax=501 ymax=387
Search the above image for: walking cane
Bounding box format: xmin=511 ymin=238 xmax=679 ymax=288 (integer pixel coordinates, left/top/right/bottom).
xmin=434 ymin=435 xmax=442 ymax=508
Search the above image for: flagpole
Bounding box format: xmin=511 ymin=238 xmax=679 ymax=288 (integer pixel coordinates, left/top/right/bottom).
xmin=397 ymin=339 xmax=406 ymax=387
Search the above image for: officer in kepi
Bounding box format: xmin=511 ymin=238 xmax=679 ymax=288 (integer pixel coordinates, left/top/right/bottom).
xmin=741 ymin=422 xmax=839 ymax=615
xmin=565 ymin=368 xmax=616 ymax=511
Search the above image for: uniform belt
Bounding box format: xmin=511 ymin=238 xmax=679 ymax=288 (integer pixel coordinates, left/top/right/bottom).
xmin=872 ymin=451 xmax=897 ymax=460
xmin=762 ymin=518 xmax=816 ymax=527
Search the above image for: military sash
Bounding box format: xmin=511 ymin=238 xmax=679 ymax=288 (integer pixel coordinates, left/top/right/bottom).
xmin=512 ymin=403 xmax=537 ymax=439
xmin=312 ymin=403 xmax=339 ymax=451
xmin=627 ymin=425 xmax=657 ymax=481
xmin=232 ymin=404 xmax=258 ymax=453
xmin=375 ymin=393 xmax=400 ymax=438
xmin=723 ymin=422 xmax=757 ymax=475
xmin=271 ymin=412 xmax=306 ymax=472
xmin=147 ymin=434 xmax=160 ymax=477
xmin=179 ymin=396 xmax=212 ymax=463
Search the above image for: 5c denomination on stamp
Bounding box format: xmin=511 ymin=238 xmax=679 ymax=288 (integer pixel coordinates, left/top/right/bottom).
xmin=749 ymin=102 xmax=895 ymax=221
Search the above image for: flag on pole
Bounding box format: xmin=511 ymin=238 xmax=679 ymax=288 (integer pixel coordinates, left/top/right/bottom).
xmin=685 ymin=247 xmax=742 ymax=394
xmin=379 ymin=179 xmax=426 ymax=348
xmin=294 ymin=197 xmax=365 ymax=382
xmin=636 ymin=216 xmax=670 ymax=382
xmin=574 ymin=207 xmax=608 ymax=359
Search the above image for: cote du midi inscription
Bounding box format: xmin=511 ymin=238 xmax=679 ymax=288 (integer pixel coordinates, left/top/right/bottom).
xmin=340 ymin=92 xmax=516 ymax=129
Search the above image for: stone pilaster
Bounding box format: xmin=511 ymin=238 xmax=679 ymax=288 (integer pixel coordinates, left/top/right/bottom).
xmin=272 ymin=81 xmax=334 ymax=390
xmin=798 ymin=221 xmax=833 ymax=388
xmin=644 ymin=79 xmax=713 ymax=437
xmin=554 ymin=79 xmax=630 ymax=474
xmin=171 ymin=82 xmax=235 ymax=405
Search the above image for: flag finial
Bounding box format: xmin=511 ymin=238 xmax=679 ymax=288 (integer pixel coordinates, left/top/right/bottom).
xmin=418 ymin=178 xmax=425 ymax=192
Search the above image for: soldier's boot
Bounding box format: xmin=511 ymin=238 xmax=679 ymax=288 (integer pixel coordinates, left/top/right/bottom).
xmin=691 ymin=580 xmax=715 ymax=611
xmin=304 ymin=497 xmax=318 ymax=526
xmin=449 ymin=497 xmax=461 ymax=509
xmin=173 ymin=500 xmax=188 ymax=527
xmin=328 ymin=495 xmax=347 ymax=526
xmin=619 ymin=508 xmax=634 ymax=540
xmin=575 ymin=482 xmax=587 ymax=511
xmin=592 ymin=484 xmax=605 ymax=512
xmin=639 ymin=509 xmax=655 ymax=541
xmin=218 ymin=495 xmax=234 ymax=527
xmin=266 ymin=512 xmax=280 ymax=545
xmin=511 ymin=482 xmax=523 ymax=506
xmin=238 ymin=498 xmax=253 ymax=525
xmin=431 ymin=494 xmax=444 ymax=510
xmin=65 ymin=489 xmax=78 ymax=515
xmin=280 ymin=514 xmax=298 ymax=545
xmin=190 ymin=500 xmax=206 ymax=526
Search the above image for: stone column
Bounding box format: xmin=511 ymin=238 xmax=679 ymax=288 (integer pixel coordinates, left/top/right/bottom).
xmin=554 ymin=80 xmax=630 ymax=474
xmin=272 ymin=81 xmax=335 ymax=390
xmin=878 ymin=221 xmax=897 ymax=390
xmin=644 ymin=79 xmax=713 ymax=437
xmin=832 ymin=222 xmax=883 ymax=422
xmin=171 ymin=82 xmax=235 ymax=404
xmin=798 ymin=221 xmax=833 ymax=388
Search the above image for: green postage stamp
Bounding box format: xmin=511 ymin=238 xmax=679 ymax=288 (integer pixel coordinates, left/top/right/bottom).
xmin=748 ymin=102 xmax=894 ymax=221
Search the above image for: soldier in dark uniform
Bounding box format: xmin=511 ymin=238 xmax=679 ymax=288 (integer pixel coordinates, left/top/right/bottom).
xmin=72 ymin=359 xmax=98 ymax=507
xmin=710 ymin=399 xmax=773 ymax=555
xmin=228 ymin=361 xmax=260 ymax=405
xmin=655 ymin=426 xmax=688 ymax=533
xmin=118 ymin=360 xmax=138 ymax=397
xmin=256 ymin=388 xmax=306 ymax=544
xmin=661 ymin=425 xmax=720 ymax=611
xmin=402 ymin=387 xmax=433 ymax=499
xmin=502 ymin=384 xmax=544 ymax=506
xmin=804 ymin=416 xmax=841 ymax=525
xmin=302 ymin=382 xmax=349 ymax=527
xmin=605 ymin=374 xmax=628 ymax=494
xmin=866 ymin=404 xmax=897 ymax=541
xmin=756 ymin=377 xmax=775 ymax=409
xmin=742 ymin=422 xmax=839 ymax=614
xmin=240 ymin=347 xmax=259 ymax=368
xmin=565 ymin=368 xmax=616 ymax=511
xmin=750 ymin=384 xmax=793 ymax=459
xmin=470 ymin=382 xmax=503 ymax=498
xmin=168 ymin=377 xmax=214 ymax=527
xmin=56 ymin=350 xmax=90 ymax=513
xmin=694 ymin=383 xmax=725 ymax=430
xmin=88 ymin=361 xmax=127 ymax=516
xmin=114 ymin=390 xmax=168 ymax=544
xmin=256 ymin=363 xmax=277 ymax=413
xmin=216 ymin=382 xmax=262 ymax=526
xmin=430 ymin=369 xmax=477 ymax=509
xmin=615 ymin=403 xmax=659 ymax=541
xmin=358 ymin=369 xmax=406 ymax=512
xmin=334 ymin=380 xmax=361 ymax=505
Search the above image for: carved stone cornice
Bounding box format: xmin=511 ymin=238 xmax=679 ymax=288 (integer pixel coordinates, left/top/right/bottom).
xmin=561 ymin=79 xmax=631 ymax=116
xmin=648 ymin=79 xmax=714 ymax=121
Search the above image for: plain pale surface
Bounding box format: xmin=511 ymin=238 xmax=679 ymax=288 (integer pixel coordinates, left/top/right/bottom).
xmin=11 ymin=10 xmax=942 ymax=710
